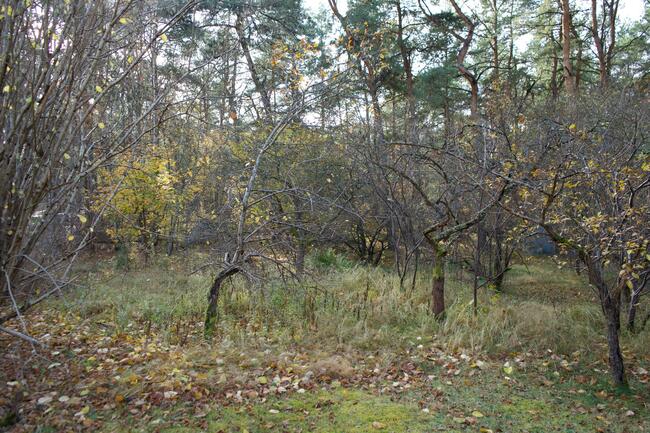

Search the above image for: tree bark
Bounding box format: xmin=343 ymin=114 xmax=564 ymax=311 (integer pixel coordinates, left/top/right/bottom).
xmin=604 ymin=300 xmax=626 ymax=387
xmin=396 ymin=1 xmax=416 ymax=142
xmin=626 ymin=280 xmax=646 ymax=333
xmin=590 ymin=0 xmax=618 ymax=88
xmin=431 ymin=242 xmax=447 ymax=319
xmin=204 ymin=267 xmax=240 ymax=340
xmin=559 ymin=0 xmax=576 ymax=95
xmin=550 ymin=28 xmax=559 ymax=99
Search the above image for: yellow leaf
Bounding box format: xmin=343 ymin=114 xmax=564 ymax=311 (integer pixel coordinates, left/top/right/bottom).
xmin=95 ymin=85 xmax=103 ymax=93
xmin=67 ymin=234 xmax=75 ymax=241
xmin=471 ymin=410 xmax=485 ymax=418
xmin=64 ymin=153 xmax=71 ymax=160
xmin=568 ymin=124 xmax=577 ymax=130
xmin=2 ymin=85 xmax=10 ymax=93
xmin=119 ymin=17 xmax=128 ymax=24
xmin=115 ymin=394 xmax=125 ymax=404
xmin=80 ymin=405 xmax=90 ymax=415
xmin=480 ymin=428 xmax=494 ymax=433
xmin=78 ymin=214 xmax=87 ymax=224
xmin=127 ymin=373 xmax=139 ymax=385
xmin=626 ymin=280 xmax=633 ymax=289
xmin=127 ymin=55 xmax=134 ymax=64
xmin=98 ymin=122 xmax=105 ymax=129
xmin=160 ymin=33 xmax=168 ymax=43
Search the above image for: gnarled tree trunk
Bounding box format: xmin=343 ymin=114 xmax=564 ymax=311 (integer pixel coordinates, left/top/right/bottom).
xmin=204 ymin=267 xmax=240 ymax=340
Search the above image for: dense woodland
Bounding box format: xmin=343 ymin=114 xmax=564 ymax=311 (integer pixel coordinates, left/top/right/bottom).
xmin=1 ymin=0 xmax=650 ymax=431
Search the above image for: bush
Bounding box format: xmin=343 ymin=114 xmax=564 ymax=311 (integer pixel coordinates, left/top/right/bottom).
xmin=308 ymin=248 xmax=353 ymax=270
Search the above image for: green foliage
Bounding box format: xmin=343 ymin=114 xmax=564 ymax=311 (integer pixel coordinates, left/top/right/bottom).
xmin=115 ymin=242 xmax=130 ymax=270
xmin=308 ymin=248 xmax=353 ymax=270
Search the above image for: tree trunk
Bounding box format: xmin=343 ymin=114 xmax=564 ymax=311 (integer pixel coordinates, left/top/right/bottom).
xmin=295 ymin=241 xmax=306 ymax=276
xmin=204 ymin=267 xmax=239 ymax=340
xmin=369 ymin=85 xmax=386 ymax=149
xmin=591 ymin=0 xmax=608 ymax=88
xmin=574 ymin=31 xmax=584 ymax=90
xmin=542 ymin=223 xmax=628 ymax=387
xmin=550 ymin=28 xmax=559 ymax=99
xmin=396 ymin=0 xmax=416 ymax=142
xmin=235 ymin=12 xmax=272 ymax=119
xmin=580 ymin=252 xmax=627 ymax=387
xmin=431 ymin=242 xmax=447 ymax=319
xmin=604 ymin=300 xmax=626 ymax=387
xmin=627 ymin=284 xmax=642 ymax=333
xmin=559 ymin=0 xmax=576 ymax=95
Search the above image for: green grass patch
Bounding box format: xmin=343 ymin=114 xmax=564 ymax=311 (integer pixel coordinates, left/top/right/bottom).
xmin=100 ymin=389 xmax=445 ymax=433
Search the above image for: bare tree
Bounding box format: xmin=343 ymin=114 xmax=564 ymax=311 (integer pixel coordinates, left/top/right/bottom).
xmin=0 ymin=0 xmax=195 ymax=341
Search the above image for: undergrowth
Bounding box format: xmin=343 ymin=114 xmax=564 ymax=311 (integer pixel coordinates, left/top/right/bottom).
xmin=59 ymin=251 xmax=650 ymax=361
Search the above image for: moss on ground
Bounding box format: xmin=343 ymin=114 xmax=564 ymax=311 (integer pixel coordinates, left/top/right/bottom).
xmin=207 ymin=389 xmax=442 ymax=433
xmin=99 ymin=389 xmax=445 ymax=433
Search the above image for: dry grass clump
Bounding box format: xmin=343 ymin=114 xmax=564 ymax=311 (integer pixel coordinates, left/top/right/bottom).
xmin=310 ymin=355 xmax=355 ymax=379
xmin=439 ymin=297 xmax=604 ymax=354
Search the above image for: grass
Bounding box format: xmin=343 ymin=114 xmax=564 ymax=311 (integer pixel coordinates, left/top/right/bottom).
xmin=10 ymin=251 xmax=645 ymax=433
xmin=143 ymin=388 xmax=441 ymax=433
xmin=91 ymin=352 xmax=649 ymax=433
xmin=62 ymin=252 xmax=649 ymax=360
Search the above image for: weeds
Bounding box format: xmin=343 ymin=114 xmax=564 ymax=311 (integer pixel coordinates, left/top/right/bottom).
xmin=58 ymin=251 xmax=650 ymax=361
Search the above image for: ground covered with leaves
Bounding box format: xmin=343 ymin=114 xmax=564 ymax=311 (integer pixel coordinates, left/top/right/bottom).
xmin=2 ymin=258 xmax=650 ymax=432
xmin=2 ymin=311 xmax=649 ymax=432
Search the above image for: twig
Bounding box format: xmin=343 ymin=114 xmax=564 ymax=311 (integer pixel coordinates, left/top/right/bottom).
xmin=0 ymin=325 xmax=42 ymax=346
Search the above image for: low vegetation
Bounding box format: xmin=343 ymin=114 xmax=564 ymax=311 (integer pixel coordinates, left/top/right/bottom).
xmin=2 ymin=253 xmax=649 ymax=432
xmin=1 ymin=0 xmax=649 ymax=431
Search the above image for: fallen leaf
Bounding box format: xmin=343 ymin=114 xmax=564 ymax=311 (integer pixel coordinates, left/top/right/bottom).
xmin=74 ymin=405 xmax=90 ymax=417
xmin=37 ymin=396 xmax=53 ymax=405
xmin=163 ymin=391 xmax=178 ymax=399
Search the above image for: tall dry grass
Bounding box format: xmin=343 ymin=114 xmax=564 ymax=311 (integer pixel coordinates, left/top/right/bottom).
xmin=57 ymin=252 xmax=650 ymax=360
